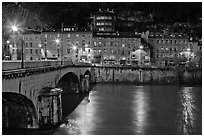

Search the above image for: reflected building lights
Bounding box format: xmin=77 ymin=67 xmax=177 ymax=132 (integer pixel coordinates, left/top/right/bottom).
xmin=176 ymin=87 xmax=198 ymax=135
xmin=133 ymin=86 xmax=149 ymax=134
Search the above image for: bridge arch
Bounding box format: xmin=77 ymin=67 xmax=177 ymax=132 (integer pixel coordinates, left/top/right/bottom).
xmin=2 ymin=92 xmax=38 ymax=129
xmin=56 ymin=72 xmax=80 ymax=93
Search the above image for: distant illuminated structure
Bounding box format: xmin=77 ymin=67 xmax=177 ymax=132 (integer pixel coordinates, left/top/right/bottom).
xmin=91 ymin=8 xmax=117 ymax=37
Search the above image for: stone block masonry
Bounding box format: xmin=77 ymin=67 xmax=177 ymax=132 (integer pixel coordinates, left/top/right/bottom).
xmin=94 ymin=67 xmax=202 ymax=84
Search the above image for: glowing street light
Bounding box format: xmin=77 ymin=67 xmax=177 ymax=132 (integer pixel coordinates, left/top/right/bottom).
xmin=10 ymin=24 xmax=24 ymax=68
xmin=72 ymin=45 xmax=77 ymax=50
xmin=72 ymin=45 xmax=78 ymax=63
xmin=55 ymin=38 xmax=61 ymax=45
xmin=54 ymin=37 xmax=63 ymax=64
xmin=139 ymin=45 xmax=143 ymax=49
xmin=39 ymin=44 xmax=42 ymax=48
xmin=12 ymin=25 xmax=18 ymax=32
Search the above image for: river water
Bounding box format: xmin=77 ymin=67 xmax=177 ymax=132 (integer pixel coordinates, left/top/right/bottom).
xmin=52 ymin=83 xmax=202 ymax=135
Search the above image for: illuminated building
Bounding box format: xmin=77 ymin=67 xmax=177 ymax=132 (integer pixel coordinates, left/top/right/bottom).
xmin=148 ymin=34 xmax=198 ymax=67
xmin=41 ymin=31 xmax=93 ymax=63
xmin=23 ymin=31 xmax=42 ymax=61
xmin=91 ymin=8 xmax=117 ymax=37
xmin=92 ymin=35 xmax=146 ymax=65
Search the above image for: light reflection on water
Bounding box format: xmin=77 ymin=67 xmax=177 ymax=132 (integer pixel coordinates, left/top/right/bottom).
xmin=52 ymin=84 xmax=202 ymax=135
xmin=176 ymin=87 xmax=201 ymax=134
xmin=132 ymin=86 xmax=150 ymax=134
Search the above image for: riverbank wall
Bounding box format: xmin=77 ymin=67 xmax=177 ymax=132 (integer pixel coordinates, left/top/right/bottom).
xmin=93 ymin=67 xmax=202 ymax=85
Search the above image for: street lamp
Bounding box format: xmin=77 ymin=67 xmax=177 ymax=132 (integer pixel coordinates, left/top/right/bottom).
xmin=139 ymin=45 xmax=143 ymax=66
xmin=12 ymin=26 xmax=18 ymax=32
xmin=72 ymin=45 xmax=78 ymax=63
xmin=54 ymin=38 xmax=63 ymax=65
xmin=38 ymin=44 xmax=42 ymax=60
xmin=11 ymin=25 xmax=24 ymax=68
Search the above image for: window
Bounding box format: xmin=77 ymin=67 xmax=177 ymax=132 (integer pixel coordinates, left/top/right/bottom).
xmin=30 ymin=42 xmax=32 ymax=47
xmin=36 ymin=49 xmax=38 ymax=54
xmin=88 ymin=49 xmax=91 ymax=53
xmin=82 ymin=48 xmax=85 ymax=52
xmin=94 ymin=42 xmax=97 ymax=47
xmin=25 ymin=43 xmax=28 ymax=47
xmin=30 ymin=49 xmax=33 ymax=54
xmin=122 ymin=51 xmax=124 ymax=55
xmin=67 ymin=49 xmax=70 ymax=53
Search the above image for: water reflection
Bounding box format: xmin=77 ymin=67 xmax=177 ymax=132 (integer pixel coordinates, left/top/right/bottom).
xmin=176 ymin=87 xmax=201 ymax=134
xmin=53 ymin=92 xmax=95 ymax=135
xmin=132 ymin=86 xmax=150 ymax=134
xmin=52 ymin=84 xmax=201 ymax=135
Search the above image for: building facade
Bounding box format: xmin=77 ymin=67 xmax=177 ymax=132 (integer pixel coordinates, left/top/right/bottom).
xmin=23 ymin=32 xmax=42 ymax=61
xmin=41 ymin=31 xmax=93 ymax=63
xmin=91 ymin=9 xmax=117 ymax=37
xmin=92 ymin=35 xmax=151 ymax=65
xmin=149 ymin=35 xmax=197 ymax=67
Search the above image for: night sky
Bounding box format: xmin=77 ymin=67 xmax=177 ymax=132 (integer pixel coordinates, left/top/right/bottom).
xmin=3 ymin=2 xmax=202 ymax=29
xmin=36 ymin=2 xmax=201 ymax=28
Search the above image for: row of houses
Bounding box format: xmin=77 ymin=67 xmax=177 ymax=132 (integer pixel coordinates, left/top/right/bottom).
xmin=4 ymin=30 xmax=201 ymax=67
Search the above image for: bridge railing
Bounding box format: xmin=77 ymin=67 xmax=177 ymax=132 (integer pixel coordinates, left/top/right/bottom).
xmin=2 ymin=60 xmax=74 ymax=70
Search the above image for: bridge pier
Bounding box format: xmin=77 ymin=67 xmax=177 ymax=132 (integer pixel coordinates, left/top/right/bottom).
xmin=80 ymin=75 xmax=85 ymax=93
xmin=84 ymin=75 xmax=90 ymax=92
xmin=80 ymin=75 xmax=90 ymax=93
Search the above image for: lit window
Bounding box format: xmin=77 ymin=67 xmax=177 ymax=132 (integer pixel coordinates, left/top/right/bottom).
xmin=94 ymin=42 xmax=97 ymax=46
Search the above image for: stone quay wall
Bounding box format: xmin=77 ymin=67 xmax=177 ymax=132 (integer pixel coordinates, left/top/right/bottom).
xmin=94 ymin=67 xmax=202 ymax=84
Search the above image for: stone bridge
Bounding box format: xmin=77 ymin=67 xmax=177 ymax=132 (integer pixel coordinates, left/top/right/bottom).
xmin=2 ymin=63 xmax=201 ymax=132
xmin=2 ymin=65 xmax=96 ymax=109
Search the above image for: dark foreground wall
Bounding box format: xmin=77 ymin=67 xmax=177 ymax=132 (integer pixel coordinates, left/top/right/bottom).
xmin=94 ymin=67 xmax=202 ymax=84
